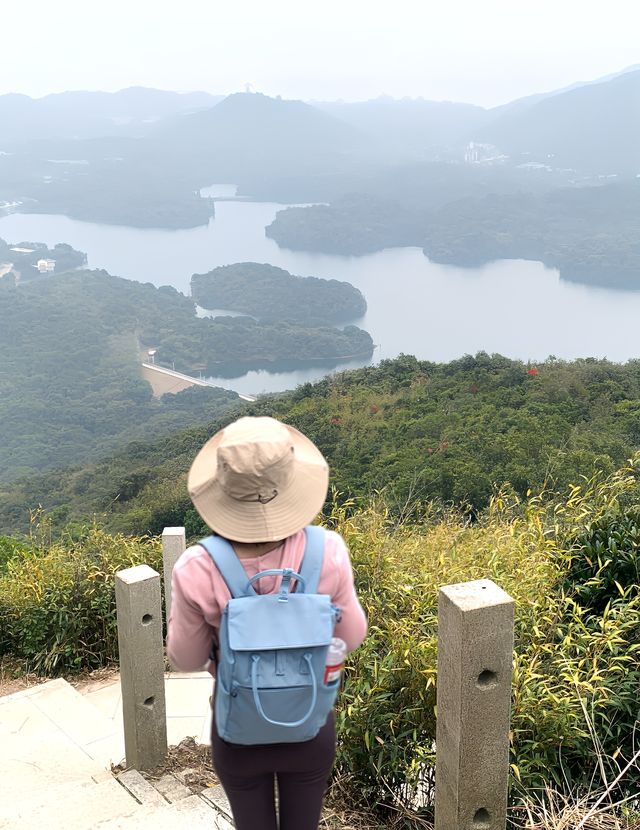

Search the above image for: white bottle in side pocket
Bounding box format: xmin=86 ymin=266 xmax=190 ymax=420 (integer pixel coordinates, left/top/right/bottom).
xmin=324 ymin=637 xmax=347 ymax=685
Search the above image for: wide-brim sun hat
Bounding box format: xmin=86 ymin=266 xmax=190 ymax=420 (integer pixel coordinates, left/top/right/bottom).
xmin=188 ymin=416 xmax=329 ymax=543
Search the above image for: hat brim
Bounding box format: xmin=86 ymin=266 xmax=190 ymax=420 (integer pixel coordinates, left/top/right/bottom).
xmin=188 ymin=423 xmax=329 ymax=543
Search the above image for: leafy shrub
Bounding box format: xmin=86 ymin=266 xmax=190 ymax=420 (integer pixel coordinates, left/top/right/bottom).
xmin=510 ymin=591 xmax=640 ymax=795
xmin=0 ymin=528 xmax=162 ymax=674
xmin=563 ymin=506 xmax=640 ymax=615
xmin=329 ymin=462 xmax=640 ymax=820
xmin=0 ymin=536 xmax=29 ymax=575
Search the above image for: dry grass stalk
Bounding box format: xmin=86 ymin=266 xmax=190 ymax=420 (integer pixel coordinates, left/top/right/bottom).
xmin=322 ymin=773 xmax=434 ymax=829
xmin=512 ymin=763 xmax=640 ymax=830
xmin=514 ymin=784 xmax=628 ymax=829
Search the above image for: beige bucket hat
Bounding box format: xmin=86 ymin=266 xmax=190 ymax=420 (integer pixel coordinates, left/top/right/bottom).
xmin=187 ymin=416 xmax=329 ymax=543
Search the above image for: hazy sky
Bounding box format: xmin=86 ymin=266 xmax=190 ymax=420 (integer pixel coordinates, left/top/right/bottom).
xmin=3 ymin=0 xmax=639 ymax=107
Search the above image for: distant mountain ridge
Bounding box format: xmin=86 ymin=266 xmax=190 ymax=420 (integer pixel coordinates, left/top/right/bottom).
xmin=154 ymin=92 xmax=365 ymax=178
xmin=488 ymin=63 xmax=640 ymax=118
xmin=310 ymin=65 xmax=640 ymax=171
xmin=1 ymin=67 xmax=637 ymax=228
xmin=314 ymin=97 xmax=489 ymax=156
xmin=3 ymin=67 xmax=638 ymax=175
xmin=475 ymin=69 xmax=640 ymax=173
xmin=0 ymin=87 xmax=223 ymax=144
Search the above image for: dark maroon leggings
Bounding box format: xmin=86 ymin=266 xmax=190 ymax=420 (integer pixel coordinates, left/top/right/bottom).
xmin=211 ymin=711 xmax=337 ymax=830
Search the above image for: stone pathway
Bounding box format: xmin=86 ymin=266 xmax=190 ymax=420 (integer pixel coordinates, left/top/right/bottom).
xmin=0 ymin=674 xmax=233 ymax=829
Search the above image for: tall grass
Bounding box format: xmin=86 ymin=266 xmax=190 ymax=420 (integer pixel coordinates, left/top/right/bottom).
xmin=327 ymin=460 xmax=640 ymax=823
xmin=0 ymin=525 xmax=162 ymax=674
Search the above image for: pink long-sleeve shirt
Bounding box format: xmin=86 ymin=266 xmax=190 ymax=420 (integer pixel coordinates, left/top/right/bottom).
xmin=166 ymin=528 xmax=368 ymax=672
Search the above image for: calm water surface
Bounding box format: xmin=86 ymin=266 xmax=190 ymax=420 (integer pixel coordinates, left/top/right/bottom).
xmin=1 ymin=199 xmax=639 ymax=395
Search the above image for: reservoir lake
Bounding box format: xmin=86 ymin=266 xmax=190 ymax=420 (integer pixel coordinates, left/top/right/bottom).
xmin=1 ymin=194 xmax=639 ymax=395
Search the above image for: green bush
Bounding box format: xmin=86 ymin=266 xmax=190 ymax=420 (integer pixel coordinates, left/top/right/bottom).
xmin=0 ymin=536 xmax=29 ymax=575
xmin=564 ymin=505 xmax=640 ymax=615
xmin=0 ymin=528 xmax=162 ymax=674
xmin=328 ymin=463 xmax=640 ymax=820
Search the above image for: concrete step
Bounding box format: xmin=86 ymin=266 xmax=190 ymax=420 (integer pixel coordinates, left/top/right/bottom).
xmin=0 ymin=677 xmax=124 ymax=770
xmin=0 ymin=678 xmax=132 ymax=829
xmin=76 ymin=669 xmax=213 ymax=748
xmin=200 ymin=783 xmax=233 ymax=822
xmin=0 ymin=678 xmax=233 ymax=829
xmin=0 ymin=776 xmax=143 ymax=830
xmin=94 ymin=793 xmax=233 ymax=830
xmin=115 ymin=769 xmax=234 ymax=829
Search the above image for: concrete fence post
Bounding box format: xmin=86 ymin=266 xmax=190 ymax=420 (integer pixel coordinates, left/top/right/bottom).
xmin=115 ymin=564 xmax=168 ymax=770
xmin=435 ymin=579 xmax=515 ymax=830
xmin=162 ymin=526 xmax=186 ymax=621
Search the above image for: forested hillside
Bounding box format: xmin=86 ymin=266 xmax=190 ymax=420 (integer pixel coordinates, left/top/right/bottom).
xmin=4 ymin=351 xmax=640 ymax=818
xmin=3 ymin=353 xmax=640 ymax=536
xmin=0 ymin=270 xmax=239 ymax=480
xmin=0 ymin=267 xmax=376 ymax=481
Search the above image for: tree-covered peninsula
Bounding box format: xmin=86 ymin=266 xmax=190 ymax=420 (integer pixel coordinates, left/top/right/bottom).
xmin=266 ymin=182 xmax=640 ymax=289
xmin=0 ymin=145 xmax=217 ymax=230
xmin=191 ymin=262 xmax=367 ymax=324
xmin=156 ymin=316 xmax=373 ymax=372
xmin=265 ymin=195 xmax=420 ymax=255
xmin=0 ymin=267 xmax=373 ymax=479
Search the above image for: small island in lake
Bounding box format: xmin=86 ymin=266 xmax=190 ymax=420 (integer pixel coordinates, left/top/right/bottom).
xmin=191 ymin=262 xmax=367 ymax=325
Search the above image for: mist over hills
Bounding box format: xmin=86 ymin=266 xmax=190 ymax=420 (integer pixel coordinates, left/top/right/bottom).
xmin=476 ymin=69 xmax=640 ymax=173
xmin=0 ymin=87 xmax=222 ymax=143
xmin=150 ymin=67 xmax=640 ymax=175
xmin=154 ymin=92 xmax=366 ymax=179
xmin=487 ymin=62 xmax=640 ymax=117
xmin=3 ymin=48 xmax=640 ymax=818
xmin=0 ymin=66 xmax=637 ymax=227
xmin=313 ymin=97 xmax=489 ymax=158
xmin=3 ymin=64 xmax=638 ymax=170
xmin=162 ymin=91 xmax=363 ymax=148
xmin=311 ymin=67 xmax=640 ymax=172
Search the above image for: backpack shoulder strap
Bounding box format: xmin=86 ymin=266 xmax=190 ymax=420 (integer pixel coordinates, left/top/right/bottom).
xmin=298 ymin=525 xmax=326 ymax=595
xmin=199 ymin=535 xmax=257 ymax=598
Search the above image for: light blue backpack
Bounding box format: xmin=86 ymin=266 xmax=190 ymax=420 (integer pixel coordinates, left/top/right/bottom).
xmin=200 ymin=525 xmax=340 ymax=745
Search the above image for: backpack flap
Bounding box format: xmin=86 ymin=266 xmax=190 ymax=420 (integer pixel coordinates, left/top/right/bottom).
xmin=227 ymin=593 xmax=335 ymax=652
